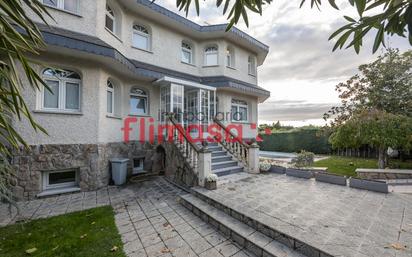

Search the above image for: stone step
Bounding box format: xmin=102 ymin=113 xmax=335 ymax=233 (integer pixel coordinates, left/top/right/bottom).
xmin=212 ymin=160 xmax=238 ymax=170
xmin=212 ymin=151 xmax=227 ymax=157
xmin=190 ymin=187 xmax=333 ymax=257
xmin=212 ymin=156 xmax=232 ymax=163
xmin=213 ymin=166 xmax=243 ymax=177
xmin=179 ymin=194 xmax=306 ymax=257
xmin=208 ymin=146 xmax=223 ymax=152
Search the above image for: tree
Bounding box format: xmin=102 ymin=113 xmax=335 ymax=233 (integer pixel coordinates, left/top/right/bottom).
xmin=324 ymin=48 xmax=412 ymax=127
xmin=177 ymin=0 xmax=412 ymax=53
xmin=0 ymin=1 xmax=49 ymax=204
xmin=329 ymin=110 xmax=412 ymax=168
xmin=325 ymin=48 xmax=412 ymax=168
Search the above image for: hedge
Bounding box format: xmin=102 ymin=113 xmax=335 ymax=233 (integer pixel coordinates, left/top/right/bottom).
xmin=258 ymin=128 xmax=331 ymax=154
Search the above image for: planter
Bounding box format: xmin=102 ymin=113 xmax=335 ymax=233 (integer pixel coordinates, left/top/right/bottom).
xmin=286 ymin=168 xmax=313 ymax=179
xmin=205 ymin=181 xmax=217 ymax=190
xmin=349 ymin=178 xmax=388 ymax=193
xmin=269 ymin=165 xmax=286 ymax=174
xmin=315 ymin=173 xmax=347 ymax=186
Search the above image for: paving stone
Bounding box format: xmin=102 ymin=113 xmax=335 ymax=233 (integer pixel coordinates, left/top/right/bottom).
xmin=171 ymin=246 xmax=198 ymax=257
xmin=145 ymin=241 xmax=168 ymax=257
xmin=123 ymin=239 xmax=144 ymax=255
xmin=186 ymin=236 xmax=212 ymax=254
xmin=199 ymin=247 xmax=225 ymax=257
xmin=204 ymin=232 xmax=228 ymax=246
xmin=215 ymin=241 xmax=242 ymax=257
xmin=140 ymin=232 xmax=163 ymax=248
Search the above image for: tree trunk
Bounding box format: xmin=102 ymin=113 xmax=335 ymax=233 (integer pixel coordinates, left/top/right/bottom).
xmin=378 ymin=147 xmax=386 ymax=169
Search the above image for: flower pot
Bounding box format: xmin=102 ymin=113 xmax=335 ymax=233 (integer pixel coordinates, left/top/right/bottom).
xmin=205 ymin=181 xmax=217 ymax=190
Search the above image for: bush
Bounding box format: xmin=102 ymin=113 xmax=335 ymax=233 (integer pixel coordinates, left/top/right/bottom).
xmin=258 ymin=128 xmax=331 ymax=154
xmin=291 ymin=150 xmax=315 ymax=168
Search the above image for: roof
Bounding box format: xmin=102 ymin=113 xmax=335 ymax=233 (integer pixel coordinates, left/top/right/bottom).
xmin=35 ymin=24 xmax=270 ymax=98
xmin=134 ymin=0 xmax=269 ymax=52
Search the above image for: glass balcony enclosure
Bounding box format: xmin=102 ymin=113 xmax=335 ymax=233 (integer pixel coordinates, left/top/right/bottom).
xmin=157 ymin=78 xmax=216 ymax=136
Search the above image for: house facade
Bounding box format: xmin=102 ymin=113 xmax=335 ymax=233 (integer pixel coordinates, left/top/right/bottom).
xmin=11 ymin=0 xmax=270 ymax=200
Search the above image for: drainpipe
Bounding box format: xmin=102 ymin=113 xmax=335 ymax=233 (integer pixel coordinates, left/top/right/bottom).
xmin=198 ymin=141 xmax=212 ymax=186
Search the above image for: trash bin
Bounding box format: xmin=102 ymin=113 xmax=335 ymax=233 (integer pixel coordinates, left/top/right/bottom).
xmin=110 ymin=158 xmax=129 ymax=185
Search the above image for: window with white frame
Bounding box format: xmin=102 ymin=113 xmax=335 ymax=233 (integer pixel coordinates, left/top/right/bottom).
xmin=105 ymin=4 xmax=116 ymax=33
xmin=130 ymin=87 xmax=148 ymax=115
xmin=231 ymin=99 xmax=248 ymax=122
xmin=226 ymin=47 xmax=234 ymax=68
xmin=248 ymin=55 xmax=256 ymax=76
xmin=133 ymin=158 xmax=145 ymax=174
xmin=42 ymin=0 xmax=79 ymax=13
xmin=181 ymin=41 xmax=193 ymax=64
xmin=107 ymin=80 xmax=114 ymax=114
xmin=204 ymin=46 xmax=218 ymax=66
xmin=41 ymin=68 xmax=81 ymax=112
xmin=42 ymin=169 xmax=79 ymax=191
xmin=132 ymin=25 xmax=150 ymax=51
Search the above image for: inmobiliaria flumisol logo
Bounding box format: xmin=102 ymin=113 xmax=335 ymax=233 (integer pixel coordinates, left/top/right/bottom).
xmin=121 ymin=111 xmax=269 ymax=145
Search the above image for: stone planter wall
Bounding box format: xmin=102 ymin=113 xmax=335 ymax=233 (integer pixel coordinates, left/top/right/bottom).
xmin=10 ymin=141 xmax=159 ymax=200
xmin=349 ymin=178 xmax=388 ymax=193
xmin=285 ymin=168 xmax=313 ymax=179
xmin=315 ymin=173 xmax=347 ymax=186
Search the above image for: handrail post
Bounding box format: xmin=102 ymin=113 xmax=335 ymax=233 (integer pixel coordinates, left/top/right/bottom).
xmin=247 ymin=140 xmax=260 ymax=174
xmin=198 ymin=141 xmax=212 ymax=186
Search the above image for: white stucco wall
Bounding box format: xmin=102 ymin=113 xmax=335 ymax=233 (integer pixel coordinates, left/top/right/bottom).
xmin=14 ymin=56 xmax=100 ymax=145
xmin=24 ymin=0 xmax=259 ymax=85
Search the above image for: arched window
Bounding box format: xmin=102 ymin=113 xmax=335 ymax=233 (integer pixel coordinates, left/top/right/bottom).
xmin=248 ymin=55 xmax=256 ymax=76
xmin=231 ymin=99 xmax=248 ymax=122
xmin=41 ymin=68 xmax=81 ymax=111
xmin=107 ymin=80 xmax=114 ymax=114
xmin=130 ymin=87 xmax=148 ymax=115
xmin=226 ymin=46 xmax=234 ymax=68
xmin=132 ymin=24 xmax=150 ymax=51
xmin=181 ymin=41 xmax=193 ymax=64
xmin=105 ymin=5 xmax=115 ymax=33
xmin=204 ymin=45 xmax=218 ymax=66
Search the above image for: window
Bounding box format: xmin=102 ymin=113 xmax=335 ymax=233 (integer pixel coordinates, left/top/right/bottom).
xmin=226 ymin=47 xmax=234 ymax=67
xmin=133 ymin=158 xmax=145 ymax=174
xmin=248 ymin=55 xmax=256 ymax=76
xmin=42 ymin=169 xmax=79 ymax=191
xmin=130 ymin=87 xmax=148 ymax=115
xmin=231 ymin=99 xmax=248 ymax=122
xmin=204 ymin=46 xmax=218 ymax=66
xmin=105 ymin=4 xmax=115 ymax=33
xmin=41 ymin=68 xmax=81 ymax=111
xmin=133 ymin=25 xmax=150 ymax=51
xmin=181 ymin=42 xmax=193 ymax=64
xmin=107 ymin=80 xmax=114 ymax=114
xmin=42 ymin=0 xmax=79 ymax=13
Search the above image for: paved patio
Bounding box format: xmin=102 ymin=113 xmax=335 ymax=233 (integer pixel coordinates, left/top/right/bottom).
xmin=0 ymin=177 xmax=256 ymax=257
xmin=197 ymin=173 xmax=412 ymax=257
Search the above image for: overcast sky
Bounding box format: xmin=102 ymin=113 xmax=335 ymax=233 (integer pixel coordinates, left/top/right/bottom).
xmin=157 ymin=0 xmax=410 ymax=126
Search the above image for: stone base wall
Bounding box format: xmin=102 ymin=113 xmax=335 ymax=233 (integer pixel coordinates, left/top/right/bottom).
xmin=163 ymin=142 xmax=198 ymax=188
xmin=10 ymin=141 xmax=162 ymax=200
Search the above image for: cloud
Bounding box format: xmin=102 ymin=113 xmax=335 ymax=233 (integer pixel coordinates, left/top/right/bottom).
xmin=156 ymin=0 xmax=410 ymax=125
xmin=259 ymin=100 xmax=336 ymax=121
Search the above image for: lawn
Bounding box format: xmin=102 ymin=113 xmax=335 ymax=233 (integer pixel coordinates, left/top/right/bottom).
xmin=314 ymin=156 xmax=412 ymax=177
xmin=0 ymin=206 xmax=125 ymax=257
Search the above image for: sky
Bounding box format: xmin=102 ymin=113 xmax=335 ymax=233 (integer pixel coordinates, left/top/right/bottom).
xmin=156 ymin=0 xmax=410 ymax=126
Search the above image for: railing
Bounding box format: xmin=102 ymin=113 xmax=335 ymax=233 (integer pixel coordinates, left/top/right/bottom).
xmin=213 ymin=118 xmax=249 ymax=168
xmin=166 ymin=114 xmax=200 ymax=172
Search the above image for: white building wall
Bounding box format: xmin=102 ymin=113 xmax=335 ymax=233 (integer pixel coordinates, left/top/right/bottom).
xmin=24 ymin=0 xmax=259 ymax=85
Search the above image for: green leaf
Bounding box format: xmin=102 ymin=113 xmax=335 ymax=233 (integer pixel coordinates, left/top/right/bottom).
xmin=354 ymin=0 xmax=366 ymax=17
xmin=373 ymin=24 xmax=384 ymax=53
xmin=344 ymin=16 xmax=356 ymax=22
xmin=328 ymin=0 xmax=339 ymax=10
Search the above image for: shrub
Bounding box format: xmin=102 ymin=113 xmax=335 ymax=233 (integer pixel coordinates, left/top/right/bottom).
xmin=291 ymin=150 xmax=315 ymax=168
xmin=259 ymin=161 xmax=271 ymax=171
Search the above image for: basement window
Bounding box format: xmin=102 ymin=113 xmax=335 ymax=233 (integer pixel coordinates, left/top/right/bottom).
xmin=42 ymin=169 xmax=79 ymax=191
xmin=132 ymin=158 xmax=145 ymax=175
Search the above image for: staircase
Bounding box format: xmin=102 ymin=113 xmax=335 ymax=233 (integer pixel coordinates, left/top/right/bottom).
xmin=208 ymin=142 xmax=245 ymax=177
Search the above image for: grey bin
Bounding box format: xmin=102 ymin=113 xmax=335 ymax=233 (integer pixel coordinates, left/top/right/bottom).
xmin=111 ymin=158 xmax=129 ymax=185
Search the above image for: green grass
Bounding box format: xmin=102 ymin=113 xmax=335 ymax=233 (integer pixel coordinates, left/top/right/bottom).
xmin=0 ymin=206 xmax=125 ymax=257
xmin=314 ymin=156 xmax=412 ymax=177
